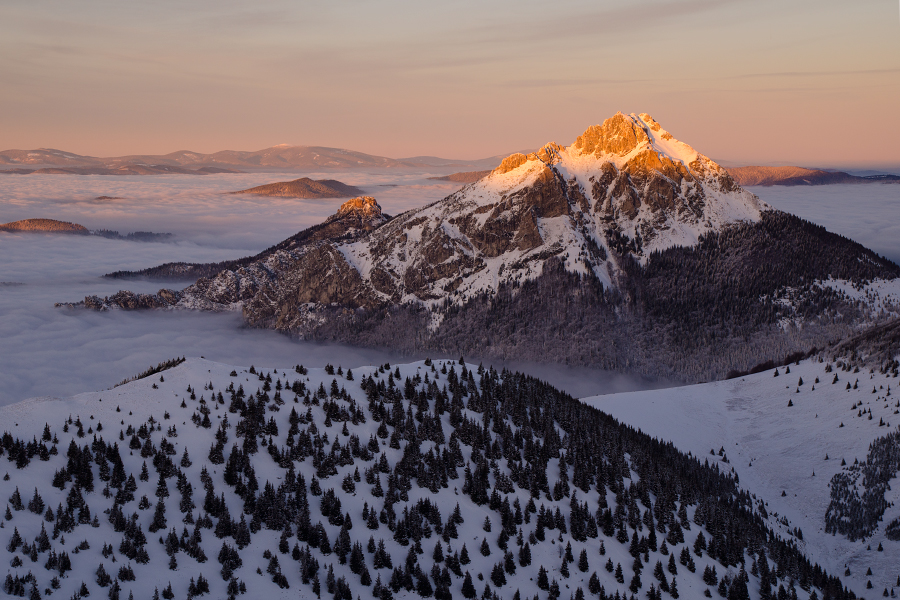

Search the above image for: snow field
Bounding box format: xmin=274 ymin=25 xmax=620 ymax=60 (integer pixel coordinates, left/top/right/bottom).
xmin=1 ymin=357 xmax=832 ymax=600
xmin=589 ymin=357 xmax=900 ymax=596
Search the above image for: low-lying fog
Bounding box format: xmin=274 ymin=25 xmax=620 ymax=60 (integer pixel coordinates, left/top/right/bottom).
xmin=0 ymin=172 xmax=674 ymax=406
xmin=0 ymin=171 xmax=461 ymax=249
xmin=749 ymin=184 xmax=900 ymax=265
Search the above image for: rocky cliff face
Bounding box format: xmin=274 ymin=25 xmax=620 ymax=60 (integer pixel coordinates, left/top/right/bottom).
xmin=70 ymin=113 xmax=900 ymax=381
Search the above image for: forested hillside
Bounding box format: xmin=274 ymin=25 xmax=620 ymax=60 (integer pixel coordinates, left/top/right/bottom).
xmin=0 ymin=358 xmax=853 ymax=600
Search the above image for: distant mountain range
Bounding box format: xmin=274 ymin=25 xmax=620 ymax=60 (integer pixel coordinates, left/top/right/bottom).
xmin=726 ymin=165 xmax=900 ymax=186
xmin=0 ymin=164 xmax=241 ymax=176
xmin=5 ymin=144 xmax=898 ymax=184
xmin=433 ymin=165 xmax=900 ymax=188
xmin=0 ymin=145 xmax=511 ymax=174
xmin=73 ymin=113 xmax=900 ymax=382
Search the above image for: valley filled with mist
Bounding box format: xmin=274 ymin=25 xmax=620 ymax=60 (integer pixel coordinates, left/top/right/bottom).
xmin=0 ymin=171 xmax=685 ymax=405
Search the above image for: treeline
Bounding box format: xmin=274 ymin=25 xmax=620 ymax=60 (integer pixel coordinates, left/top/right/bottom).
xmin=115 ymin=357 xmax=186 ymax=387
xmin=825 ymin=427 xmax=900 ymax=541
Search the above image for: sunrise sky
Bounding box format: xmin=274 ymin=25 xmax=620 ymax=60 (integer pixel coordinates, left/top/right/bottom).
xmin=2 ymin=0 xmax=899 ymax=167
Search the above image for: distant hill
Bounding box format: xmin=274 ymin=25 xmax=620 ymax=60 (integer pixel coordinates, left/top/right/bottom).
xmin=0 ymin=218 xmax=88 ymax=233
xmin=428 ymin=170 xmax=492 ymax=183
xmin=726 ymin=165 xmax=900 ymax=186
xmin=0 ymin=218 xmax=172 ymax=242
xmin=230 ymin=177 xmax=364 ymax=198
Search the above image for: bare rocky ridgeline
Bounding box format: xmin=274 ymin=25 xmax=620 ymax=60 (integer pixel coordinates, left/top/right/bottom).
xmin=68 ymin=113 xmax=900 ymax=382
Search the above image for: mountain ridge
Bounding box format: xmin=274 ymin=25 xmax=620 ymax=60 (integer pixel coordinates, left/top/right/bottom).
xmin=726 ymin=166 xmax=900 ymax=186
xmin=0 ymin=356 xmax=857 ymax=600
xmin=67 ymin=113 xmax=900 ymax=382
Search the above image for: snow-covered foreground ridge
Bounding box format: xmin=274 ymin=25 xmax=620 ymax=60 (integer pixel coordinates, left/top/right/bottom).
xmin=1 ymin=357 xmax=852 ymax=600
xmin=590 ymin=355 xmax=900 ymax=598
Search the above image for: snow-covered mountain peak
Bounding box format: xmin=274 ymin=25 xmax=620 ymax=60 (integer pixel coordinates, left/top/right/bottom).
xmin=132 ymin=113 xmax=775 ymax=327
xmin=484 ymin=112 xmax=749 ymax=203
xmin=311 ymin=111 xmax=770 ymax=312
xmin=458 ymin=112 xmax=766 ymax=264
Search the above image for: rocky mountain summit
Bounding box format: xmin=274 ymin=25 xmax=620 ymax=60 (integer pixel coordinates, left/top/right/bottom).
xmin=71 ymin=113 xmax=900 ymax=381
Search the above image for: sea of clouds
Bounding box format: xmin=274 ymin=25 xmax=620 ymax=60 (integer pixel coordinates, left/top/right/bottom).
xmin=749 ymin=183 xmax=900 ymax=265
xmin=1 ymin=175 xmax=895 ymax=406
xmin=0 ymin=171 xmax=673 ymax=406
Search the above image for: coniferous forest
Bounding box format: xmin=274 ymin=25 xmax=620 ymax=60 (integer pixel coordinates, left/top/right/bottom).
xmin=302 ymin=211 xmax=899 ymax=383
xmin=0 ymin=358 xmax=854 ymax=600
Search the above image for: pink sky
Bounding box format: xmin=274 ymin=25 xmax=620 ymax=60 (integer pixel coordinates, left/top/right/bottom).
xmin=1 ymin=0 xmax=899 ymax=167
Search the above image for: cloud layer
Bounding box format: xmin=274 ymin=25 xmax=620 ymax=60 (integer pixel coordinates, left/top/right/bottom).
xmin=0 ymin=173 xmax=668 ymax=406
xmin=1 ymin=174 xmax=895 ymax=407
xmin=750 ymin=184 xmax=900 ymax=265
xmin=0 ymin=171 xmax=458 ymax=249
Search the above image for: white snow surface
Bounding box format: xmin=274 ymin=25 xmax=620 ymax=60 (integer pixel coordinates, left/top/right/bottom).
xmin=818 ymin=278 xmax=900 ymax=318
xmin=588 ymin=357 xmax=900 ymax=596
xmin=0 ymin=357 xmax=829 ymax=600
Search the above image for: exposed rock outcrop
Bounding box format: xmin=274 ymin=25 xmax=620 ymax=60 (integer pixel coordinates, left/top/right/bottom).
xmin=56 ymin=289 xmax=183 ymax=311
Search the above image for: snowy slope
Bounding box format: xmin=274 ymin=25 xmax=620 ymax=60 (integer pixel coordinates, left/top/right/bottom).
xmin=1 ymin=357 xmax=843 ymax=600
xmin=817 ymin=278 xmax=900 ymax=319
xmin=588 ymin=358 xmax=900 ymax=597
